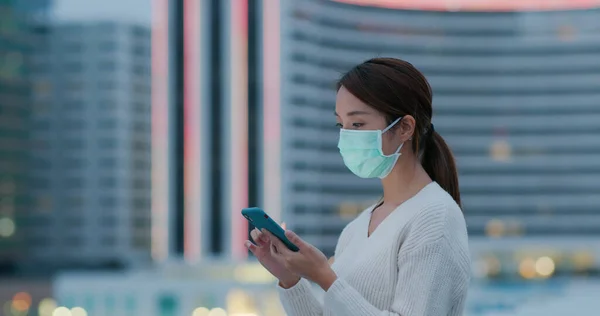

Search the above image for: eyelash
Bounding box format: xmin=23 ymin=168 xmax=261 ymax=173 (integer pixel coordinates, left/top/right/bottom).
xmin=336 ymin=123 xmax=364 ymax=128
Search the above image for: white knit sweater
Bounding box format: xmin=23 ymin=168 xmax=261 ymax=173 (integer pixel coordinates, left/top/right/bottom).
xmin=278 ymin=182 xmax=471 ymax=316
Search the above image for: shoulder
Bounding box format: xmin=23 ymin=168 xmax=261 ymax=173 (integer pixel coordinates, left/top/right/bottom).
xmin=399 ymin=185 xmax=471 ymax=275
xmin=403 ymin=183 xmax=468 ymax=255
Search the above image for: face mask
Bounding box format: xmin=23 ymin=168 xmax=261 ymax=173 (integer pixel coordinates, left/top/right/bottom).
xmin=338 ymin=117 xmax=404 ymax=179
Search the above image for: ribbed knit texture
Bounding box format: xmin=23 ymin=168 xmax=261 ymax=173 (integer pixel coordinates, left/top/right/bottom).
xmin=278 ymin=182 xmax=471 ymax=316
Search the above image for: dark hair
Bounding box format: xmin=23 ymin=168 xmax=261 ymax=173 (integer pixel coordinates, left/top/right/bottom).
xmin=337 ymin=57 xmax=461 ymax=207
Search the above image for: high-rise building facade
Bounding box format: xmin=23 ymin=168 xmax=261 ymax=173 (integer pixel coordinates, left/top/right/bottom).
xmin=261 ymin=0 xmax=600 ymax=256
xmin=27 ymin=21 xmax=152 ymax=270
xmin=151 ymin=0 xmax=262 ymax=262
xmin=0 ymin=0 xmax=50 ymax=273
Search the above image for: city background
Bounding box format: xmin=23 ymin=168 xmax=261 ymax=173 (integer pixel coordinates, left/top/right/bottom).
xmin=1 ymin=0 xmax=600 ymax=315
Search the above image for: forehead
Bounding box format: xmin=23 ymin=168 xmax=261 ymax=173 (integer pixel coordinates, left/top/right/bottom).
xmin=335 ymin=86 xmax=373 ymax=115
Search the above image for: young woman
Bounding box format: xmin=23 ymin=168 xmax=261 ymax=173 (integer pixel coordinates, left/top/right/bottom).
xmin=245 ymin=57 xmax=470 ymax=316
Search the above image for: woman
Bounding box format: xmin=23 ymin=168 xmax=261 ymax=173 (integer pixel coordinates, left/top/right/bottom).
xmin=245 ymin=58 xmax=470 ymax=316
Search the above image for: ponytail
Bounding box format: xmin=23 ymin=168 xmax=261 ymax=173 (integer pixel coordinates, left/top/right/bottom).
xmin=421 ymin=130 xmax=461 ymax=208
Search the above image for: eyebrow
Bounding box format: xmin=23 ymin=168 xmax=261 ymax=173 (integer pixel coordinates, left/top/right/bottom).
xmin=334 ymin=110 xmax=372 ymax=117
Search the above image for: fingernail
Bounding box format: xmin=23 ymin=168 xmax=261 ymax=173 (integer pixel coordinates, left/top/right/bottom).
xmin=244 ymin=241 xmax=251 ymax=248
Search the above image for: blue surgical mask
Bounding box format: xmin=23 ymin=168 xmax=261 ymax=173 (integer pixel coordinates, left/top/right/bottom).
xmin=337 ymin=117 xmax=403 ymax=179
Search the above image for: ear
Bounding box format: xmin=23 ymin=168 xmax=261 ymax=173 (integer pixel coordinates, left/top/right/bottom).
xmin=395 ymin=115 xmax=416 ymax=142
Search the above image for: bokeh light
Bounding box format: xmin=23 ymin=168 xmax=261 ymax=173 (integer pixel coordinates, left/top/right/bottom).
xmin=0 ymin=217 xmax=15 ymax=237
xmin=535 ymin=256 xmax=556 ymax=277
xmin=70 ymin=307 xmax=88 ymax=316
xmin=485 ymin=219 xmax=505 ymax=238
xmin=39 ymin=299 xmax=57 ymax=316
xmin=12 ymin=292 xmax=32 ymax=311
xmin=519 ymin=258 xmax=537 ymax=279
xmin=52 ymin=306 xmax=72 ymax=316
xmin=572 ymin=251 xmax=595 ymax=272
xmin=207 ymin=307 xmax=227 ymax=316
xmin=192 ymin=307 xmax=210 ymax=316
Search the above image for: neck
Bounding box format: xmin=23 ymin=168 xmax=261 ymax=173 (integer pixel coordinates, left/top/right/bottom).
xmin=381 ymin=159 xmax=431 ymax=205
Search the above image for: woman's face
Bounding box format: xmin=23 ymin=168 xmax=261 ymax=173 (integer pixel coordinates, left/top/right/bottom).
xmin=335 ymin=86 xmax=407 ymax=156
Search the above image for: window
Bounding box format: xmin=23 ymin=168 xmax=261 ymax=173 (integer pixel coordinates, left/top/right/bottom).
xmin=65 ymin=196 xmax=84 ymax=207
xmin=34 ymin=81 xmax=52 ymax=97
xmin=36 ymin=195 xmax=53 ymax=212
xmin=64 ymin=119 xmax=85 ymax=130
xmin=98 ymin=157 xmax=117 ymax=168
xmin=32 ymin=158 xmax=52 ymax=169
xmin=98 ymin=119 xmax=117 ymax=129
xmin=132 ymin=236 xmax=150 ymax=249
xmin=98 ymin=138 xmax=117 ymax=149
xmin=132 ymin=217 xmax=149 ymax=228
xmin=132 ymin=121 xmax=148 ymax=132
xmin=131 ymin=25 xmax=149 ymax=38
xmin=132 ymin=140 xmax=149 ymax=151
xmin=64 ymin=177 xmax=84 ymax=189
xmin=98 ymin=61 xmax=116 ymax=71
xmin=99 ymin=196 xmax=117 ymax=208
xmin=64 ymin=236 xmax=83 ymax=247
xmin=99 ymin=217 xmax=117 ymax=226
xmin=98 ymin=81 xmax=115 ymax=90
xmin=98 ymin=41 xmax=116 ymax=52
xmin=99 ymin=177 xmax=117 ymax=188
xmin=132 ymin=45 xmax=148 ymax=57
xmin=63 ymin=158 xmax=84 ymax=168
xmin=63 ymin=62 xmax=83 ymax=73
xmin=63 ymin=138 xmax=85 ymax=149
xmin=132 ymin=64 xmax=147 ymax=76
xmin=65 ymin=217 xmax=84 ymax=226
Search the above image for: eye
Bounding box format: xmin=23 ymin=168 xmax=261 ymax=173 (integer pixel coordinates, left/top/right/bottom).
xmin=352 ymin=123 xmax=364 ymax=128
xmin=335 ymin=123 xmax=343 ymax=128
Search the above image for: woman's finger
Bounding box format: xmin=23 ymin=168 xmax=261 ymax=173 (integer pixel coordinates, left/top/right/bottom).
xmin=250 ymin=228 xmax=260 ymax=242
xmin=245 ymin=240 xmax=258 ymax=254
xmin=264 ymin=229 xmax=293 ymax=256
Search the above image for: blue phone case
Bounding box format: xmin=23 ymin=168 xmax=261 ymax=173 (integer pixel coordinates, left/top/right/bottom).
xmin=242 ymin=207 xmax=300 ymax=252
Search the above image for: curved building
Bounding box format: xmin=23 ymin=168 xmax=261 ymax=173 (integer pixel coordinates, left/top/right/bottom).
xmin=261 ymin=0 xmax=600 ymax=256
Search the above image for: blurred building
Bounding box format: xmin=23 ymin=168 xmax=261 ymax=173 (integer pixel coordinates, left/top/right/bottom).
xmin=151 ymin=0 xmax=261 ymax=261
xmin=258 ymin=0 xmax=600 ymax=256
xmin=53 ymin=262 xmax=284 ymax=316
xmin=26 ymin=21 xmax=152 ymax=271
xmin=0 ymin=0 xmax=50 ymax=274
xmin=52 ymin=259 xmax=600 ymax=316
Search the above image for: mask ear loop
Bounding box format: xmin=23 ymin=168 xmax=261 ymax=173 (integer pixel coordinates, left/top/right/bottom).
xmin=382 ymin=117 xmax=402 ymax=133
xmin=382 ymin=117 xmax=404 ymax=155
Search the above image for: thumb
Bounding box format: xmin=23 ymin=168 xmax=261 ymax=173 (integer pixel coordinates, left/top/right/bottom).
xmin=284 ymin=230 xmax=305 ymax=249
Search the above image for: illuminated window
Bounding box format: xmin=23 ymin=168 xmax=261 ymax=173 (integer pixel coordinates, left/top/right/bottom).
xmin=338 ymin=202 xmax=359 ymax=218
xmin=489 ymin=139 xmax=511 ymax=162
xmin=557 ymin=25 xmax=577 ymax=41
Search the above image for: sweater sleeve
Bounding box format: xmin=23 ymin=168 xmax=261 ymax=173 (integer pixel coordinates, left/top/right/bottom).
xmin=322 ymin=236 xmax=469 ymax=316
xmin=277 ymin=221 xmax=356 ymax=316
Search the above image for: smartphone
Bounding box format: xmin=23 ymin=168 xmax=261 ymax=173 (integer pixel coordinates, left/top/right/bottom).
xmin=241 ymin=207 xmax=299 ymax=252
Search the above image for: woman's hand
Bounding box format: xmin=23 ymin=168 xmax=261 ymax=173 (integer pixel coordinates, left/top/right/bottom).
xmin=264 ymin=229 xmax=338 ymax=291
xmin=245 ymin=226 xmax=300 ymax=288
